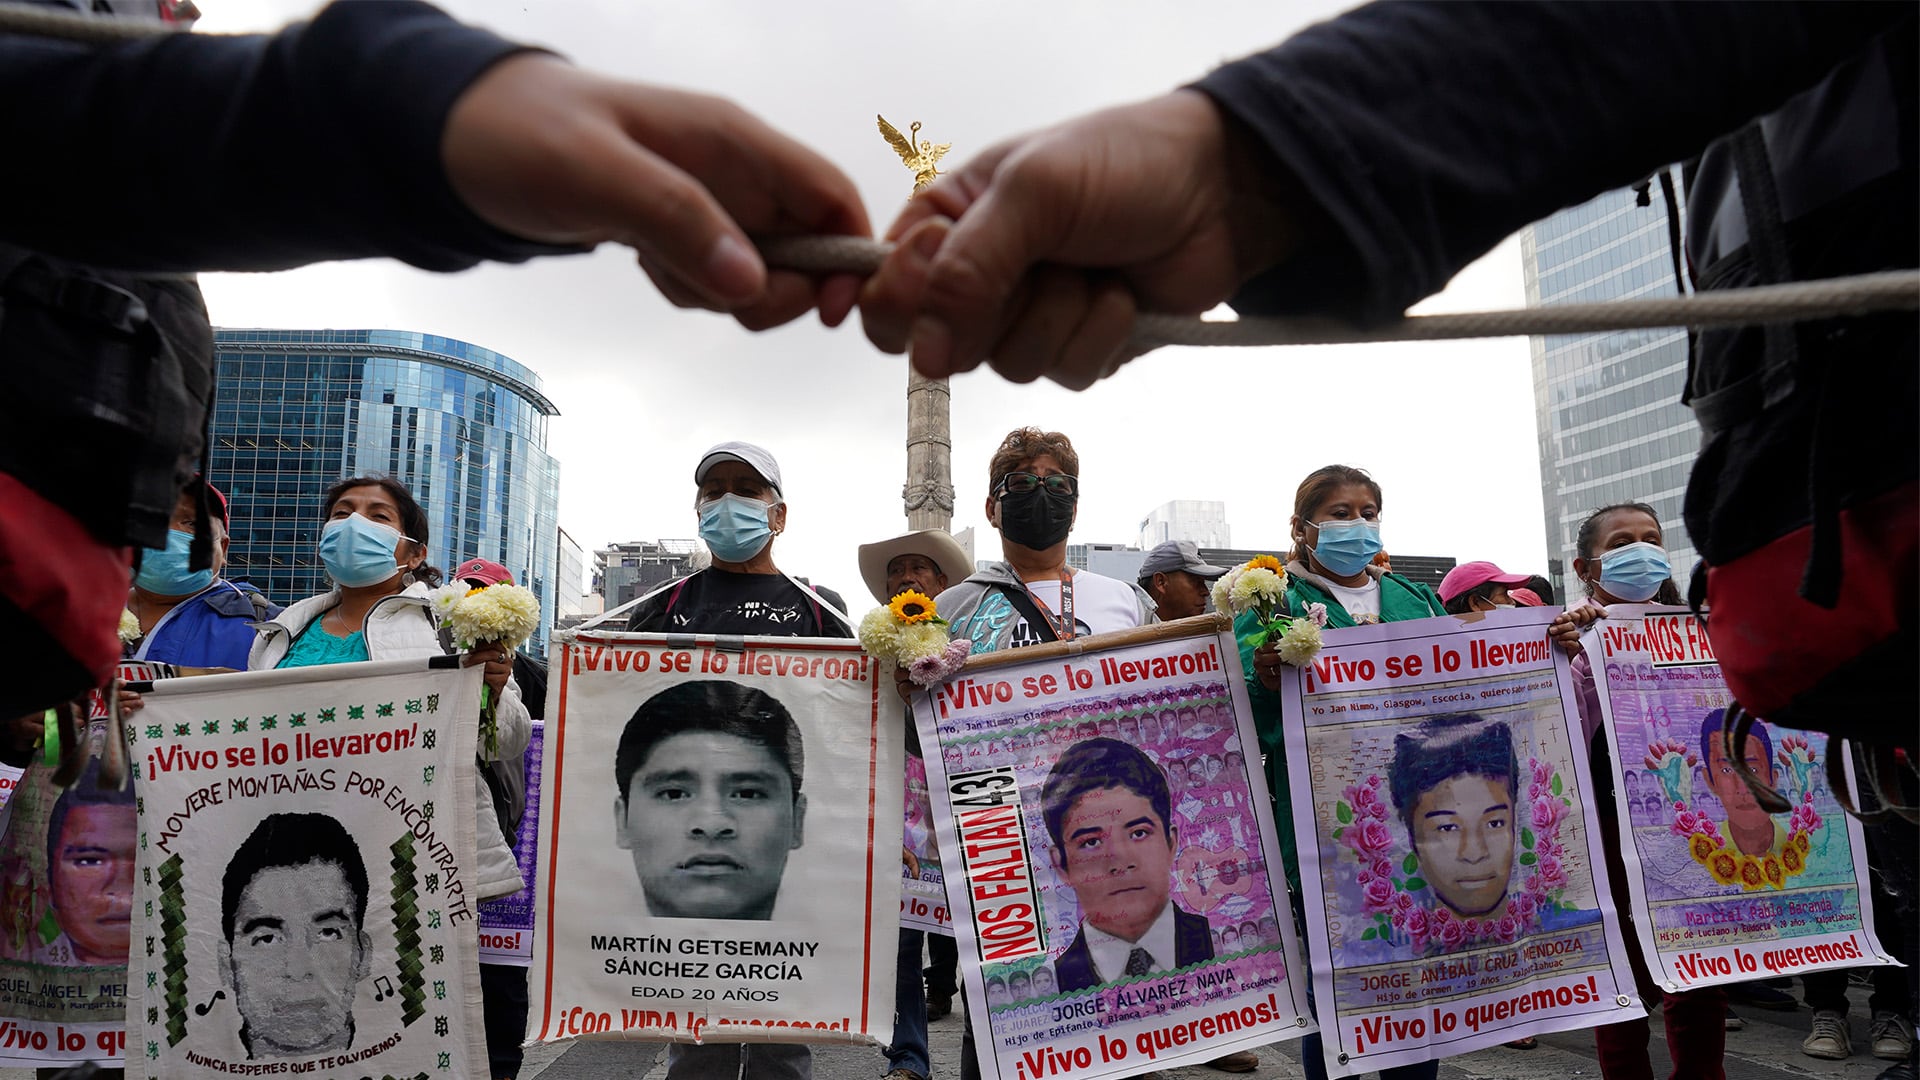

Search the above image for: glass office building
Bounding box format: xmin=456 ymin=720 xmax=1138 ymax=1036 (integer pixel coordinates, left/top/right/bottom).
xmin=1522 ymin=185 xmax=1698 ymax=597
xmin=211 ymin=329 xmax=563 ymax=653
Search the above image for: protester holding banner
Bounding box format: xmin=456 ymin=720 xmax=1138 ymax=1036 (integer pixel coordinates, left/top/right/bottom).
xmin=1546 ymin=502 xmax=1729 ymax=1080
xmin=1233 ymin=465 xmax=1448 ymax=1080
xmin=858 ymin=528 xmax=974 ymax=1080
xmin=125 ymin=478 xmax=282 ymax=672
xmin=615 ymin=441 xmax=853 ymax=1080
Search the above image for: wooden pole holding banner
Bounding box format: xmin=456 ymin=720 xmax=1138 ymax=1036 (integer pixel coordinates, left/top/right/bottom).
xmin=950 ymin=612 xmax=1232 ymax=673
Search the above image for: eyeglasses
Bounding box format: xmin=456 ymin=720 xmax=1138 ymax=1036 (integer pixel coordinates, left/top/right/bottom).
xmin=995 ymin=472 xmax=1079 ymax=497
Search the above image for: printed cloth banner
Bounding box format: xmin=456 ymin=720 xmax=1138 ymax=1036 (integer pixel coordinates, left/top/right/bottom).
xmin=1587 ymin=606 xmax=1893 ymax=989
xmin=1279 ymin=609 xmax=1641 ymax=1078
xmin=913 ymin=620 xmax=1313 ymax=1080
xmin=479 ymin=723 xmax=544 ymax=966
xmin=902 ymin=751 xmax=952 ymax=935
xmin=0 ymin=660 xmax=174 ymax=1069
xmin=531 ymin=633 xmax=899 ymax=1046
xmin=127 ymin=658 xmax=487 ymax=1079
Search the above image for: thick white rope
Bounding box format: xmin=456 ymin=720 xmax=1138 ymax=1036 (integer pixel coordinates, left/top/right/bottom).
xmin=759 ymin=235 xmax=1920 ymax=349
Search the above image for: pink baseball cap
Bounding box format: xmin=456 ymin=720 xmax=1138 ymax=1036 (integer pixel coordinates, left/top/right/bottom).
xmin=1509 ymin=588 xmax=1545 ymax=607
xmin=1439 ymin=560 xmax=1532 ymax=603
xmin=454 ymin=558 xmax=514 ymax=587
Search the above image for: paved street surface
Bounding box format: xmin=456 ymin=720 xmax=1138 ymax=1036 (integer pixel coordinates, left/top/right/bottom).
xmin=507 ymin=985 xmax=1896 ymax=1080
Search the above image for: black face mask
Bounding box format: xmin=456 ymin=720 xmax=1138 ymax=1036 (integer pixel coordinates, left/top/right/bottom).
xmin=998 ymin=487 xmax=1075 ymax=550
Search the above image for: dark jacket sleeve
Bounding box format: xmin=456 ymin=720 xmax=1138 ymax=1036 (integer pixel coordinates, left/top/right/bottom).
xmin=0 ymin=0 xmax=580 ymax=272
xmin=1192 ymin=1 xmax=1909 ymax=324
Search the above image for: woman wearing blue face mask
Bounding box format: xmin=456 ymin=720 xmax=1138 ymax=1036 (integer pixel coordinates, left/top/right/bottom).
xmin=1240 ymin=465 xmax=1446 ymax=1080
xmin=246 ymin=475 xmax=532 ymax=909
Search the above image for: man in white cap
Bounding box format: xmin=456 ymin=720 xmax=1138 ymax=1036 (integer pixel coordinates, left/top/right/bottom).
xmin=622 ymin=441 xmax=851 ymax=1080
xmin=856 ymin=529 xmax=971 ymax=1080
xmin=1136 ymin=540 xmax=1231 ymax=622
xmin=624 ymin=441 xmax=851 ymax=637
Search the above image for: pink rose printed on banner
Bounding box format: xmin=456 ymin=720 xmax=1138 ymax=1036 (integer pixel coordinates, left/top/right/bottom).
xmin=1332 ymin=757 xmax=1575 ymax=953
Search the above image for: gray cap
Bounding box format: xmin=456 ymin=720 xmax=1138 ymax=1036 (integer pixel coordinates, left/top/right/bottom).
xmin=695 ymin=441 xmax=781 ymax=494
xmin=1138 ymin=540 xmax=1230 ymax=582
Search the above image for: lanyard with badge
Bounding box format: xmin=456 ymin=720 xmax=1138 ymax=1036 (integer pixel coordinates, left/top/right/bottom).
xmin=1021 ymin=571 xmax=1076 ymax=641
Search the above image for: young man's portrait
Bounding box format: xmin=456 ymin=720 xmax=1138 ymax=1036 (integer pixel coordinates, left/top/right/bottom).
xmin=614 ymin=680 xmax=807 ymax=921
xmin=1389 ymin=716 xmax=1519 ymax=921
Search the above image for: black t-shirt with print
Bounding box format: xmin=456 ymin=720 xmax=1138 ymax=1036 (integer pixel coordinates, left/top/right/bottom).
xmin=623 ymin=568 xmax=851 ymax=638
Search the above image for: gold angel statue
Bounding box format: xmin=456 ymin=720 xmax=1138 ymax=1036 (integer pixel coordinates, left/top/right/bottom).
xmin=878 ymin=115 xmax=951 ymax=193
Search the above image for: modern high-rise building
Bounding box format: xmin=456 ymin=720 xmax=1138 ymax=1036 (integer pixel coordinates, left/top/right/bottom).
xmin=210 ymin=328 xmax=563 ymax=652
xmin=1137 ymin=500 xmax=1231 ymax=549
xmin=555 ymin=527 xmax=586 ymax=624
xmin=591 ymin=539 xmax=701 ymax=610
xmin=1522 ymin=185 xmax=1698 ymax=598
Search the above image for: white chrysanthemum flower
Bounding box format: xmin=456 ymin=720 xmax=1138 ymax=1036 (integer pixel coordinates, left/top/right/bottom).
xmin=427 ymin=582 xmax=465 ymax=621
xmin=897 ymin=621 xmax=950 ymax=663
xmin=1276 ymin=618 xmax=1324 ymax=667
xmin=1229 ymin=567 xmax=1285 ymax=615
xmin=859 ymin=607 xmax=904 ymax=658
xmin=449 ymin=583 xmax=542 ymax=650
xmin=119 ymin=609 xmax=142 ymax=644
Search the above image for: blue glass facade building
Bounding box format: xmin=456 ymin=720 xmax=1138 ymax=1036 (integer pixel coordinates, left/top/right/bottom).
xmin=210 ymin=329 xmax=563 ymax=652
xmin=1522 ymin=186 xmax=1698 ymax=598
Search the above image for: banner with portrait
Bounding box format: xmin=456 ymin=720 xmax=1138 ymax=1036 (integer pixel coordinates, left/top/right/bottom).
xmin=902 ymin=751 xmax=952 ymax=935
xmin=912 ymin=617 xmax=1313 ymax=1080
xmin=530 ymin=632 xmax=899 ymax=1047
xmin=127 ymin=658 xmax=488 ymax=1079
xmin=479 ymin=722 xmax=544 ymax=965
xmin=1279 ymin=608 xmax=1641 ymax=1078
xmin=1587 ymin=605 xmax=1893 ymax=990
xmin=0 ymin=660 xmax=173 ymax=1069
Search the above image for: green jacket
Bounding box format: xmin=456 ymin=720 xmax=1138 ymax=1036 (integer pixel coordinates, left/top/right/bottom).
xmin=1235 ymin=567 xmax=1447 ymax=889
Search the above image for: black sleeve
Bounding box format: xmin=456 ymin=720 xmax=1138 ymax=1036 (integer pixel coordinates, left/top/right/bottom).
xmin=1191 ymin=1 xmax=1909 ymax=324
xmin=811 ymin=585 xmax=854 ymax=639
xmin=623 ymin=588 xmax=673 ymax=634
xmin=0 ymin=0 xmax=582 ymax=272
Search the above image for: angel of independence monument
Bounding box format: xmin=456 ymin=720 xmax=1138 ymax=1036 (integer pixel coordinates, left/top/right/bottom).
xmin=880 ymin=116 xmax=956 ymax=531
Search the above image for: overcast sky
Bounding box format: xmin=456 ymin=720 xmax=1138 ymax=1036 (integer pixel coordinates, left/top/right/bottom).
xmin=195 ymin=0 xmax=1550 ymax=610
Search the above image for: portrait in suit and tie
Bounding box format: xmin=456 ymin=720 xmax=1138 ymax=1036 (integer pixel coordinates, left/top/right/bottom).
xmin=1043 ymin=737 xmax=1214 ymax=991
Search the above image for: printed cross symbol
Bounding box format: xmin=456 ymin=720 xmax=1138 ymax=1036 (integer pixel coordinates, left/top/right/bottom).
xmin=377 ymin=702 xmax=395 ymax=717
xmin=233 ymin=719 xmax=249 ymax=733
xmin=202 ymin=720 xmax=219 ymax=735
xmin=406 ymin=699 xmax=422 ymax=714
xmin=261 ymin=714 xmax=275 ymax=726
xmin=173 ymin=723 xmax=189 ymax=737
xmin=348 ymin=705 xmax=365 ymax=720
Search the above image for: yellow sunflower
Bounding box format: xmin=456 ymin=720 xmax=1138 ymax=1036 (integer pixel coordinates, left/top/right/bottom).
xmin=890 ymin=590 xmax=937 ymax=624
xmin=1707 ymin=851 xmax=1740 ymax=884
xmin=1737 ymin=857 xmax=1765 ymax=890
xmin=1780 ymin=844 xmax=1804 ymax=874
xmin=1761 ymin=855 xmax=1785 ymax=889
xmin=1688 ymin=833 xmax=1720 ymax=863
xmin=1248 ymin=554 xmax=1285 ymax=574
xmin=1795 ymin=833 xmax=1812 ymax=854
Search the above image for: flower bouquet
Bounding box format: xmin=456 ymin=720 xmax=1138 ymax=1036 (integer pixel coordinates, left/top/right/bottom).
xmin=858 ymin=590 xmax=971 ymax=686
xmin=1210 ymin=555 xmax=1326 ymax=667
xmin=428 ymin=581 xmax=541 ymax=754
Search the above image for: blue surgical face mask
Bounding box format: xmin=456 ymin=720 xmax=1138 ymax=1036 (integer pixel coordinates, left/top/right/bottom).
xmin=699 ymin=493 xmax=776 ymax=563
xmin=1597 ymin=541 xmax=1670 ymax=602
xmin=318 ymin=513 xmax=411 ymax=588
xmin=1311 ymin=519 xmax=1383 ymax=578
xmin=134 ymin=528 xmax=215 ymax=597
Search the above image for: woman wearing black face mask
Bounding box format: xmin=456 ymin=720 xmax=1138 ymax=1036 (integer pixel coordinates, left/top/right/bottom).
xmin=938 ymin=427 xmax=1156 ymax=656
